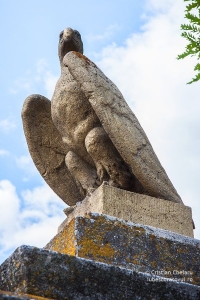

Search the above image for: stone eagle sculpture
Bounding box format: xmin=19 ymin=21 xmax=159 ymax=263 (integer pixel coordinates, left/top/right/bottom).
xmin=22 ymin=27 xmax=184 ymax=207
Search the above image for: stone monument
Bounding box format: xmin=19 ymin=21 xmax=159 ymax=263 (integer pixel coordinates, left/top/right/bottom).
xmin=0 ymin=28 xmax=199 ymax=299
xmin=22 ymin=27 xmax=184 ymax=206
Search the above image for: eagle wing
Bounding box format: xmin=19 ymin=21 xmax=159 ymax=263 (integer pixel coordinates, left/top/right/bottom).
xmin=22 ymin=94 xmax=82 ymax=206
xmin=64 ymin=51 xmax=183 ymax=204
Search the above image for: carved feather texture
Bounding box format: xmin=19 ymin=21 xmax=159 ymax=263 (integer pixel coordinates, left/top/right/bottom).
xmin=65 ymin=52 xmax=183 ymax=204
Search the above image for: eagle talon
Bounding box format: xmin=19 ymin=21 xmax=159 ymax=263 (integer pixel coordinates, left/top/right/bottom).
xmin=96 ymin=163 xmax=109 ymax=184
xmin=63 ymin=205 xmax=76 ymax=216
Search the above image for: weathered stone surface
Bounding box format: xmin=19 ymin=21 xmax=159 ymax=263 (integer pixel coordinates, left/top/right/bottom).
xmin=1 ymin=246 xmax=200 ymax=300
xmin=65 ymin=50 xmax=183 ymax=204
xmin=22 ymin=95 xmax=82 ymax=206
xmin=59 ymin=184 xmax=194 ymax=237
xmin=45 ymin=213 xmax=200 ymax=285
xmin=0 ymin=290 xmax=52 ymax=300
xmin=22 ymin=27 xmax=185 ymax=208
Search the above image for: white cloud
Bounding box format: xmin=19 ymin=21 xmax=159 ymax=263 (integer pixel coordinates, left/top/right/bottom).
xmin=0 ymin=119 xmax=16 ymax=133
xmin=97 ymin=0 xmax=200 ymax=239
xmin=44 ymin=71 xmax=58 ymax=99
xmin=16 ymin=155 xmax=36 ymax=172
xmin=21 ymin=184 xmax=65 ymax=216
xmin=86 ymin=24 xmax=121 ymax=43
xmin=0 ymin=180 xmax=20 ymax=230
xmin=10 ymin=76 xmax=32 ymax=94
xmin=15 ymin=155 xmax=38 ymax=181
xmin=36 ymin=59 xmax=49 ymax=76
xmin=35 ymin=59 xmax=58 ymax=99
xmin=0 ymin=149 xmax=9 ymax=156
xmin=0 ymin=180 xmax=66 ymax=264
xmin=9 ymin=59 xmax=58 ymax=99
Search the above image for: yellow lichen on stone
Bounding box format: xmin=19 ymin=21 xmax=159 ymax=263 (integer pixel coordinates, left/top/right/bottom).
xmin=0 ymin=290 xmax=53 ymax=300
xmin=151 ymin=261 xmax=156 ymax=268
xmin=43 ymin=214 xmax=200 ymax=285
xmin=78 ymin=237 xmax=115 ymax=262
xmin=45 ymin=219 xmax=76 ymax=256
xmin=22 ymin=293 xmax=53 ymax=300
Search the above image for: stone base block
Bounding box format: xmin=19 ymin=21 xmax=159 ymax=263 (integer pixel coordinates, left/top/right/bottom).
xmin=45 ymin=213 xmax=200 ymax=285
xmin=0 ymin=290 xmax=52 ymax=300
xmin=1 ymin=246 xmax=200 ymax=300
xmin=59 ymin=184 xmax=194 ymax=237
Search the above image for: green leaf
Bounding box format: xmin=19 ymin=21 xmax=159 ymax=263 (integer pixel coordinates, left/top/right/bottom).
xmin=181 ymin=31 xmax=197 ymax=44
xmin=177 ymin=46 xmax=198 ymax=58
xmin=181 ymin=24 xmax=199 ymax=32
xmin=187 ymin=72 xmax=200 ymax=84
xmin=185 ymin=12 xmax=200 ymax=25
xmin=194 ymin=63 xmax=200 ymax=70
xmin=177 ymin=52 xmax=191 ymax=59
xmin=185 ymin=2 xmax=197 ymax=12
xmin=186 ymin=43 xmax=198 ymax=51
xmin=178 ymin=0 xmax=200 ymax=84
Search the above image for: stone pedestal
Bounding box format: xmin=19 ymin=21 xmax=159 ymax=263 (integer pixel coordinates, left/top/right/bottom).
xmin=59 ymin=184 xmax=194 ymax=237
xmin=0 ymin=246 xmax=200 ymax=300
xmin=46 ymin=213 xmax=200 ymax=285
xmin=1 ymin=185 xmax=199 ymax=299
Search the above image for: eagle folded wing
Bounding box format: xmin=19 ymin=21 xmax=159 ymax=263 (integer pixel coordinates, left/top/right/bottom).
xmin=65 ymin=52 xmax=183 ymax=204
xmin=22 ymin=94 xmax=82 ymax=206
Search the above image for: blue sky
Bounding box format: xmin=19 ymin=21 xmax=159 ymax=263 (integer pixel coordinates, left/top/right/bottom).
xmin=0 ymin=0 xmax=200 ymax=264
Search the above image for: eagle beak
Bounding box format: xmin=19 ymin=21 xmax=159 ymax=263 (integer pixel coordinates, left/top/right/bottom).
xmin=63 ymin=28 xmax=74 ymax=40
